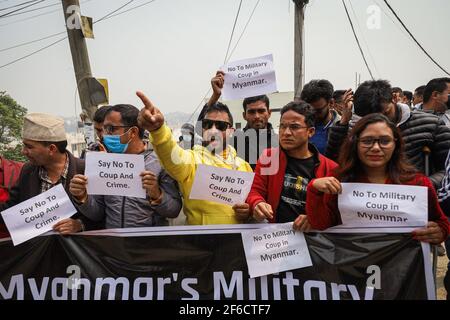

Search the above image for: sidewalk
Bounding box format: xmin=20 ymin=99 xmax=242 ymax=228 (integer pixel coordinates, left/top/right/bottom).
xmin=437 ymin=254 xmax=449 ymax=300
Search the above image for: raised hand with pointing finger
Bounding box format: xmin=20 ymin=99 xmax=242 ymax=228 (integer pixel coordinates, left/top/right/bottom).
xmin=134 ymin=88 xmax=253 ymax=225
xmin=136 ymin=91 xmax=165 ymax=132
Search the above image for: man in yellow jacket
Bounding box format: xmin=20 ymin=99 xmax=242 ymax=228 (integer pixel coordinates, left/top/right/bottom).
xmin=136 ymin=91 xmax=253 ymax=225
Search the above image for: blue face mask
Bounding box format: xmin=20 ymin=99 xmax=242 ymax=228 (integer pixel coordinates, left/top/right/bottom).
xmin=103 ymin=130 xmax=131 ymax=153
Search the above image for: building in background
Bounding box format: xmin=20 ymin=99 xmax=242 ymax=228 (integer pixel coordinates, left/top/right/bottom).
xmin=66 ymin=132 xmax=86 ymax=158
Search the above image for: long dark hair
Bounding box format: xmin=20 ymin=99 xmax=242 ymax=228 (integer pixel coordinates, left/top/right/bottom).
xmin=337 ymin=113 xmax=416 ymax=184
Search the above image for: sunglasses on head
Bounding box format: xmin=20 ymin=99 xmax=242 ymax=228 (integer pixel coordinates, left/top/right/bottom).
xmin=201 ymin=119 xmax=231 ymax=131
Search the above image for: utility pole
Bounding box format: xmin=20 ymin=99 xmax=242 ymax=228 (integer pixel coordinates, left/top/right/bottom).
xmin=62 ymin=0 xmax=96 ymax=121
xmin=293 ymin=0 xmax=308 ymax=99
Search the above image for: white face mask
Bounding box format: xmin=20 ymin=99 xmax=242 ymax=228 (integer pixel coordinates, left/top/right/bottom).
xmin=182 ymin=134 xmax=192 ymax=142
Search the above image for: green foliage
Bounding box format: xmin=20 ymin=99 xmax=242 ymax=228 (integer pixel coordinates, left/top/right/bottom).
xmin=0 ymin=91 xmax=27 ymax=162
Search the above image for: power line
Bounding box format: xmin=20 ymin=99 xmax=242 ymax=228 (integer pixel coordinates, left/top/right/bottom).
xmin=347 ymin=0 xmax=379 ymax=77
xmin=0 ymin=7 xmax=59 ymax=26
xmin=372 ymin=0 xmax=412 ymax=42
xmin=101 ymin=0 xmax=156 ymax=20
xmin=188 ymin=0 xmax=245 ymax=121
xmin=382 ymin=0 xmax=450 ymax=76
xmin=0 ymin=30 xmax=65 ymax=52
xmin=0 ymin=0 xmax=158 ymax=70
xmin=0 ymin=36 xmax=66 ymax=69
xmin=0 ymin=0 xmax=156 ymax=53
xmin=0 ymin=0 xmax=93 ymax=27
xmin=227 ymin=0 xmax=261 ymax=62
xmin=372 ymin=0 xmax=428 ymax=66
xmin=0 ymin=0 xmax=39 ymax=11
xmin=0 ymin=0 xmax=45 ymax=18
xmin=0 ymin=0 xmax=135 ymax=54
xmin=341 ymin=0 xmax=374 ymax=80
xmin=94 ymin=0 xmax=134 ymax=24
xmin=0 ymin=0 xmax=105 ymax=53
xmin=0 ymin=4 xmax=98 ymax=52
xmin=187 ymin=88 xmax=212 ymax=122
xmin=1 ymin=1 xmax=61 ymax=18
xmin=223 ymin=0 xmax=243 ymax=64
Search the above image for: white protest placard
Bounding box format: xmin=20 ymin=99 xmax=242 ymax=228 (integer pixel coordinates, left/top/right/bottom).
xmin=241 ymin=223 xmax=312 ymax=278
xmin=189 ymin=164 xmax=255 ymax=205
xmin=1 ymin=184 xmax=77 ymax=246
xmin=85 ymin=152 xmax=146 ymax=198
xmin=222 ymin=54 xmax=277 ymax=100
xmin=338 ymin=183 xmax=428 ymax=228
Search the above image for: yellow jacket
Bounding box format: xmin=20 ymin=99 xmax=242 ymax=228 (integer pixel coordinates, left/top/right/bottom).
xmin=151 ymin=124 xmax=253 ymax=225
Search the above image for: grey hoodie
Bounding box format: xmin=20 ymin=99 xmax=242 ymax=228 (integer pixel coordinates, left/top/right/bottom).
xmin=77 ymin=149 xmax=182 ymax=229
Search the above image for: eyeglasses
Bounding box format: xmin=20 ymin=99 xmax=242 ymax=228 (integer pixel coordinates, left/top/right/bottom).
xmin=201 ymin=119 xmax=231 ymax=131
xmin=358 ymin=136 xmax=396 ymax=148
xmin=103 ymin=125 xmax=131 ymax=134
xmin=278 ymin=123 xmax=309 ymax=131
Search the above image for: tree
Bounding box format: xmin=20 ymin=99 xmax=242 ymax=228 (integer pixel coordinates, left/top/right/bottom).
xmin=0 ymin=92 xmax=27 ymax=162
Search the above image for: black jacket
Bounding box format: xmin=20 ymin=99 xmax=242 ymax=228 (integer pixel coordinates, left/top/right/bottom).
xmin=232 ymin=123 xmax=279 ymax=170
xmin=0 ymin=152 xmax=103 ymax=230
xmin=325 ymin=104 xmax=450 ymax=189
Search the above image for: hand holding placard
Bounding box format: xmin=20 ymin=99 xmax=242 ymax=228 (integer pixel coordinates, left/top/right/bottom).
xmin=141 ymin=170 xmax=161 ymax=201
xmin=70 ymin=174 xmax=88 ymax=203
xmin=1 ymin=184 xmax=77 ymax=246
xmin=338 ymin=183 xmax=428 ymax=228
xmin=189 ymin=165 xmax=255 ymax=206
xmin=241 ymin=223 xmax=312 ymax=278
xmin=253 ymin=202 xmax=274 ymax=221
xmin=221 ymin=54 xmax=277 ymax=100
xmin=85 ymin=152 xmax=146 ymax=198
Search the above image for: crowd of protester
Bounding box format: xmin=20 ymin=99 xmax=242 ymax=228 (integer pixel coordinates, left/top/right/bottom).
xmin=1 ymin=74 xmax=449 ymax=298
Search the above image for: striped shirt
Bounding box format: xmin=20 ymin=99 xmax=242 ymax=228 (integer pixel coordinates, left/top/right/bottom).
xmin=38 ymin=153 xmax=69 ymax=193
xmin=437 ymin=150 xmax=450 ymax=202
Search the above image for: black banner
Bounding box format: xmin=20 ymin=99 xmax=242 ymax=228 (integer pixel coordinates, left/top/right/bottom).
xmin=0 ymin=226 xmax=433 ymax=300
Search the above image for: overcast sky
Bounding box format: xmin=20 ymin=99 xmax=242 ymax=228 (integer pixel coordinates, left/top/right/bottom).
xmin=1 ymin=0 xmax=449 ymax=118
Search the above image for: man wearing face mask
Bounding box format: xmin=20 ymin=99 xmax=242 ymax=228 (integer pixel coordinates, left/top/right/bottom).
xmin=69 ymin=104 xmax=182 ymax=228
xmin=178 ymin=123 xmax=196 ymax=150
xmin=136 ymin=92 xmax=253 ymax=225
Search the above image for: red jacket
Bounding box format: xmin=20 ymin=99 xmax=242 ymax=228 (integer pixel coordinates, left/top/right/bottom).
xmin=306 ymin=173 xmax=450 ymax=239
xmin=0 ymin=157 xmax=24 ymax=238
xmin=246 ymin=145 xmax=338 ymax=223
xmin=0 ymin=157 xmax=23 ymax=190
